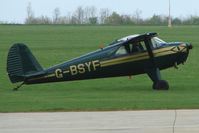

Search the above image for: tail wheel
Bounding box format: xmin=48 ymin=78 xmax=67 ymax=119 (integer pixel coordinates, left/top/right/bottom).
xmin=153 ymin=80 xmax=169 ymax=90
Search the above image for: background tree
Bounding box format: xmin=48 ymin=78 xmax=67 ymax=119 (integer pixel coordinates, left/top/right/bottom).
xmin=89 ymin=6 xmax=97 ymax=18
xmin=25 ymin=2 xmax=34 ymax=24
xmin=53 ymin=8 xmax=60 ymax=24
xmin=188 ymin=15 xmax=199 ymax=25
xmin=84 ymin=7 xmax=90 ymax=24
xmin=172 ymin=17 xmax=182 ymax=25
xmin=105 ymin=12 xmax=122 ymax=24
xmin=121 ymin=15 xmax=133 ymax=24
xmin=89 ymin=17 xmax=98 ymax=24
xmin=70 ymin=15 xmax=78 ymax=24
xmin=132 ymin=9 xmax=142 ymax=24
xmin=146 ymin=14 xmax=167 ymax=25
xmin=75 ymin=6 xmax=84 ymax=24
xmin=99 ymin=8 xmax=110 ymax=24
xmin=84 ymin=6 xmax=97 ymax=24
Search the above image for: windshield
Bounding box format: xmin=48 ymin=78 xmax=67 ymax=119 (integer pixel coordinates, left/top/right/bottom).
xmin=151 ymin=37 xmax=166 ymax=48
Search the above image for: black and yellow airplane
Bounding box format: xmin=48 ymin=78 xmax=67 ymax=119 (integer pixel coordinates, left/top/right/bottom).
xmin=7 ymin=32 xmax=193 ymax=91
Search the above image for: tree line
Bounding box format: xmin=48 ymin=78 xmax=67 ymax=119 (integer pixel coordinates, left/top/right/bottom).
xmin=1 ymin=2 xmax=199 ymax=25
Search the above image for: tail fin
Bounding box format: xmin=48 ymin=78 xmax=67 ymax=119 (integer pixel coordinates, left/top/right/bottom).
xmin=7 ymin=43 xmax=43 ymax=83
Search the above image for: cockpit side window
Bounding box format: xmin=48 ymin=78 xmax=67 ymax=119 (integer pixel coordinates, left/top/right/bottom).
xmin=115 ymin=46 xmax=128 ymax=55
xmin=115 ymin=41 xmax=146 ymax=56
xmin=131 ymin=41 xmax=146 ymax=53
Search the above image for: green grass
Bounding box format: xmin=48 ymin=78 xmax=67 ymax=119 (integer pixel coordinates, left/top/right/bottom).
xmin=0 ymin=25 xmax=198 ymax=112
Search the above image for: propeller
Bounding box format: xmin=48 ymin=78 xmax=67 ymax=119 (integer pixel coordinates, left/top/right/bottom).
xmin=188 ymin=43 xmax=193 ymax=49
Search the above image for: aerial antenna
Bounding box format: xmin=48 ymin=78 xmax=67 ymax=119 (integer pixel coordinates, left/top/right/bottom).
xmin=168 ymin=0 xmax=172 ymax=27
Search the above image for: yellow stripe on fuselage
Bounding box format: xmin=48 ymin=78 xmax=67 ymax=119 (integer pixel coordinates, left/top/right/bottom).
xmin=27 ymin=73 xmax=55 ymax=81
xmin=101 ymin=52 xmax=149 ymax=67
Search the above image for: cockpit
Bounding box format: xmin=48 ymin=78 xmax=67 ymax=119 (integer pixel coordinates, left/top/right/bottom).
xmin=115 ymin=41 xmax=146 ymax=55
xmin=115 ymin=35 xmax=167 ymax=56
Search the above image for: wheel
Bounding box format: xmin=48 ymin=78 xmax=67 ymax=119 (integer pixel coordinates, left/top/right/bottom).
xmin=153 ymin=80 xmax=169 ymax=90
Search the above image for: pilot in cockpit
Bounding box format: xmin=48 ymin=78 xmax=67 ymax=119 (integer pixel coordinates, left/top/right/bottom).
xmin=132 ymin=42 xmax=144 ymax=53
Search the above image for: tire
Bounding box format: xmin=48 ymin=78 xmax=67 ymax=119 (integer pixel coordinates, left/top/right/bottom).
xmin=153 ymin=80 xmax=169 ymax=90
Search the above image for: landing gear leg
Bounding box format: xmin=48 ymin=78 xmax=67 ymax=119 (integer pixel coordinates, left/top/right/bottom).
xmin=145 ymin=68 xmax=169 ymax=90
xmin=13 ymin=82 xmax=24 ymax=91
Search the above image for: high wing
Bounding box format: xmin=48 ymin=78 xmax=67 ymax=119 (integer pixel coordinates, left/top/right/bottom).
xmin=124 ymin=32 xmax=158 ymax=44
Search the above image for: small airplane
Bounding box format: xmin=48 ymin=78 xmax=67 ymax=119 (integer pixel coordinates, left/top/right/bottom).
xmin=7 ymin=32 xmax=193 ymax=91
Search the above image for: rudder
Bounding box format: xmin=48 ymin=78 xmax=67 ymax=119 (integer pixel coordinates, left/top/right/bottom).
xmin=7 ymin=43 xmax=43 ymax=83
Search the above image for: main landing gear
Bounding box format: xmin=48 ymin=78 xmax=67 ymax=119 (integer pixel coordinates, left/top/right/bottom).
xmin=153 ymin=80 xmax=169 ymax=90
xmin=145 ymin=68 xmax=169 ymax=90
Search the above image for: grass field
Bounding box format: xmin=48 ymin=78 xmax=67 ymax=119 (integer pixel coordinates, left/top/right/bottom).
xmin=0 ymin=25 xmax=198 ymax=112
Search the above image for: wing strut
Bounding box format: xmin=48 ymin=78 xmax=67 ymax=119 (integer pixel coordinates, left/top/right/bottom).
xmin=144 ymin=37 xmax=156 ymax=67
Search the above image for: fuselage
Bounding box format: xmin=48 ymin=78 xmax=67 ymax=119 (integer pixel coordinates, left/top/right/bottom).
xmin=25 ymin=41 xmax=190 ymax=84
